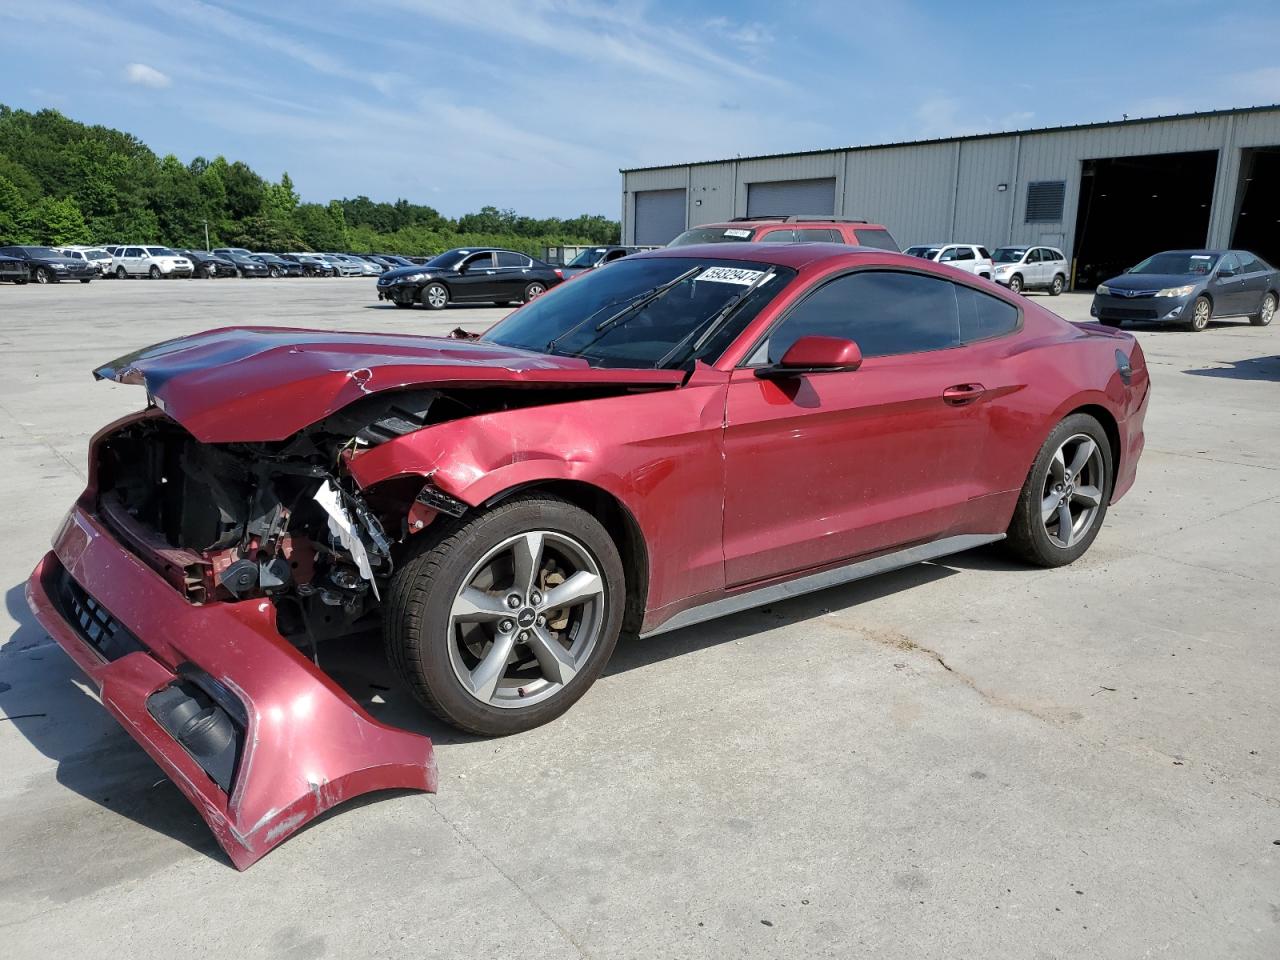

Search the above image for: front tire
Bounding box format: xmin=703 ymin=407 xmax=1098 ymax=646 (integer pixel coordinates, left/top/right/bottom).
xmin=1007 ymin=274 xmax=1024 ymax=295
xmin=148 ymin=265 xmax=161 ymax=279
xmin=393 ymin=300 xmax=414 ymax=309
xmin=1049 ymin=274 xmax=1065 ymax=296
xmin=269 ymin=267 xmax=280 ymax=278
xmin=1251 ymin=292 xmax=1276 ymax=326
xmin=1005 ymin=413 xmax=1112 ymax=568
xmin=116 ymin=266 xmax=127 ymax=279
xmin=34 ymin=267 xmax=52 ymax=284
xmin=79 ymin=278 xmax=92 ymax=284
xmin=385 ymin=494 xmax=625 ymax=736
xmin=1187 ymin=295 xmax=1211 ymax=332
xmin=422 ymin=282 xmax=449 ymax=310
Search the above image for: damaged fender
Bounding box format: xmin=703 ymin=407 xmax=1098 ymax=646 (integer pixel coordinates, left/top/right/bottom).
xmin=26 ymin=506 xmax=437 ymax=870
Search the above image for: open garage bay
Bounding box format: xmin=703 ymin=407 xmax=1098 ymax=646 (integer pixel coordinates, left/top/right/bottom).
xmin=0 ymin=279 xmax=1277 ymax=958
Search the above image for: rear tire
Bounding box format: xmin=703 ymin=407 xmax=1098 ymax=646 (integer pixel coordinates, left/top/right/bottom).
xmin=1049 ymin=274 xmax=1065 ymax=296
xmin=1250 ymin=292 xmax=1276 ymax=326
xmin=1186 ymin=295 xmax=1211 ymax=332
xmin=1005 ymin=413 xmax=1113 ymax=568
xmin=385 ymin=494 xmax=625 ymax=736
xmin=522 ymin=281 xmax=547 ymax=303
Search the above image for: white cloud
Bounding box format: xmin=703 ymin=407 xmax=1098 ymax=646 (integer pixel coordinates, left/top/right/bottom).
xmin=124 ymin=62 xmax=170 ymax=88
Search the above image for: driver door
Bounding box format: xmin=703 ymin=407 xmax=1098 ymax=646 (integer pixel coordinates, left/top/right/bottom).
xmin=722 ymin=269 xmax=991 ymax=587
xmin=1212 ymin=253 xmax=1245 ymax=314
xmin=454 ymin=252 xmax=497 ymax=301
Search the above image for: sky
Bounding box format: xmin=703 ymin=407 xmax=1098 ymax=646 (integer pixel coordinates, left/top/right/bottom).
xmin=3 ymin=0 xmax=1280 ymax=219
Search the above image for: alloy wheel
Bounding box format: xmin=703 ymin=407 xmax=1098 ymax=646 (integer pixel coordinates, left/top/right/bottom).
xmin=425 ymin=284 xmax=448 ymax=309
xmin=1191 ymin=298 xmax=1210 ymax=331
xmin=1009 ymin=275 xmax=1023 ymax=294
xmin=1041 ymin=434 xmax=1104 ymax=549
xmin=524 ymin=282 xmax=546 ymax=302
xmin=447 ymin=530 xmax=605 ymax=709
xmin=1258 ymin=294 xmax=1276 ymax=326
xmin=35 ymin=268 xmax=49 ymax=284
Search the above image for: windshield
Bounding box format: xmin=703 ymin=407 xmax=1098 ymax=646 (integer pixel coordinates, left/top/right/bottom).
xmin=86 ymin=250 xmax=111 ymax=260
xmin=905 ymin=246 xmax=941 ymax=259
xmin=482 ymin=257 xmax=795 ymax=369
xmin=668 ymin=227 xmax=756 ymax=247
xmin=20 ymin=247 xmax=60 ymax=258
xmin=424 ymin=249 xmax=470 ymax=268
xmin=568 ymin=249 xmax=607 ymax=267
xmin=993 ymin=247 xmax=1027 ymax=263
xmin=1129 ymin=252 xmax=1218 ymax=275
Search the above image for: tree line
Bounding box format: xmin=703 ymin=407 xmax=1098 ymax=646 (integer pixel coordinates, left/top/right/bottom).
xmin=0 ymin=105 xmax=620 ymax=257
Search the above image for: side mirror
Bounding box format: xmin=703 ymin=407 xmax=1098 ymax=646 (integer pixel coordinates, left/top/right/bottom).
xmin=756 ymin=335 xmax=863 ymax=378
xmin=1217 ymin=268 xmax=1235 ymax=278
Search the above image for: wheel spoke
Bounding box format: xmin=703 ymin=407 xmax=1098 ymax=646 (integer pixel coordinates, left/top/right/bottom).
xmin=468 ymin=630 xmax=518 ymax=702
xmin=1049 ymin=448 xmax=1067 ymax=483
xmin=1057 ymin=502 xmax=1075 ymax=547
xmin=538 ymin=570 xmax=602 ymax=612
xmin=452 ymin=587 xmax=510 ymax=622
xmin=1041 ymin=493 xmax=1061 ymax=523
xmin=510 ymin=532 xmax=544 ymax=598
xmin=1072 ymin=485 xmax=1102 ymax=508
xmin=1067 ymin=438 xmax=1096 ymax=481
xmin=525 ymin=625 xmax=577 ymax=686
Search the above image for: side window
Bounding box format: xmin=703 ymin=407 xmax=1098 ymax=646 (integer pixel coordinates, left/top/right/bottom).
xmin=1236 ymin=252 xmax=1261 ymax=273
xmin=758 ymin=229 xmax=796 ymax=243
xmin=978 ymin=247 xmax=991 ymax=260
xmin=793 ymin=228 xmax=840 ymax=243
xmin=853 ymin=228 xmax=899 ymax=251
xmin=751 ymin=270 xmax=962 ymax=364
xmin=495 ymin=252 xmax=527 ymax=268
xmin=464 ymin=253 xmax=495 ymax=270
xmin=955 ymin=247 xmax=975 ymax=261
xmin=956 ymin=285 xmax=1019 ymax=342
xmin=938 ymin=247 xmax=959 ymax=262
xmin=1218 ymin=253 xmax=1240 ymax=274
xmin=604 ymin=249 xmax=629 ymax=262
xmin=126 ymin=247 xmax=143 ymax=257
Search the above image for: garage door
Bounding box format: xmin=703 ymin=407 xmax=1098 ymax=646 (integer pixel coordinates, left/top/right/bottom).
xmin=746 ymin=178 xmax=836 ymax=218
xmin=634 ymin=189 xmax=687 ymax=245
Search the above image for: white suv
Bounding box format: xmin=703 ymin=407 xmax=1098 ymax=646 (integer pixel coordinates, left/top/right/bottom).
xmin=991 ymin=246 xmax=1068 ymax=295
xmin=112 ymin=245 xmax=194 ymax=279
xmin=904 ymin=243 xmax=994 ymax=279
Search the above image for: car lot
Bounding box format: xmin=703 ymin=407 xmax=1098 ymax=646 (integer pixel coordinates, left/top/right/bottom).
xmin=0 ymin=279 xmax=1277 ymax=958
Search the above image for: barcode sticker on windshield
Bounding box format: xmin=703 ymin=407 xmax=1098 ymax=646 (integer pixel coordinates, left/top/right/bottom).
xmin=698 ymin=266 xmax=772 ymax=285
xmin=723 ymin=229 xmax=752 ymax=238
xmin=1191 ymin=255 xmax=1212 ymax=260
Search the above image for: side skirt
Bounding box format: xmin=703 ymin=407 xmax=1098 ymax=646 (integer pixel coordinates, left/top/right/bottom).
xmin=640 ymin=533 xmax=1005 ymax=639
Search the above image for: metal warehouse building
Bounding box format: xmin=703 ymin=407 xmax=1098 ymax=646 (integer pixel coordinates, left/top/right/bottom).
xmin=619 ymin=104 xmax=1280 ymax=288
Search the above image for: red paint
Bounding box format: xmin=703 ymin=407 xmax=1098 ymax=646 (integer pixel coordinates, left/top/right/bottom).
xmin=30 ymin=244 xmax=1148 ymax=866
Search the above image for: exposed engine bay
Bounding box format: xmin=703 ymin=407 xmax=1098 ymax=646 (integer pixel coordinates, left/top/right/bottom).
xmin=93 ymin=386 xmax=614 ymax=650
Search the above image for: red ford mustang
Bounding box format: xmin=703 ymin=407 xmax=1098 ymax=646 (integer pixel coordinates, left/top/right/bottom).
xmin=27 ymin=243 xmax=1149 ymax=867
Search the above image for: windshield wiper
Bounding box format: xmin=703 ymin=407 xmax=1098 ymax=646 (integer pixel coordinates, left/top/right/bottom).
xmin=656 ymin=266 xmax=776 ymax=369
xmin=545 ymin=265 xmax=702 ymax=355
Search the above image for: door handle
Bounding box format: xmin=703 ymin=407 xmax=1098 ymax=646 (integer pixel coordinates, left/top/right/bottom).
xmin=943 ymin=383 xmax=986 ymax=405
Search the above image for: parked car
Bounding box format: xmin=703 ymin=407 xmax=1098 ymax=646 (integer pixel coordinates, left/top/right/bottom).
xmin=177 ymin=250 xmax=237 ymax=278
xmin=560 ymin=245 xmax=643 ymax=278
xmin=669 ymin=216 xmax=899 ymax=251
xmin=319 ymin=253 xmax=365 ymax=277
xmin=0 ymin=245 xmax=97 ymax=283
xmin=27 ymin=241 xmax=1149 ymax=867
xmin=221 ymin=252 xmax=271 ymax=277
xmin=991 ymin=246 xmax=1068 ymax=295
xmin=111 ymin=246 xmax=193 ymax=279
xmin=376 ymin=247 xmax=564 ymax=309
xmin=0 ymin=252 xmax=28 ymax=283
xmin=57 ymin=246 xmax=116 ymax=276
xmin=1091 ymin=249 xmax=1278 ymax=332
xmin=251 ymin=253 xmax=305 ymax=278
xmin=280 ymin=253 xmax=336 ymax=277
xmin=904 ymin=243 xmax=994 ymax=279
xmin=212 ymin=247 xmax=253 ymax=258
xmin=336 ymin=254 xmax=381 ymax=276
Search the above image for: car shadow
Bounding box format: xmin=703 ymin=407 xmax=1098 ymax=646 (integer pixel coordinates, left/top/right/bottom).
xmin=1184 ymin=355 xmax=1280 ymax=382
xmin=1 ymin=583 xmax=221 ymax=861
xmin=361 ymin=303 xmax=504 ymax=311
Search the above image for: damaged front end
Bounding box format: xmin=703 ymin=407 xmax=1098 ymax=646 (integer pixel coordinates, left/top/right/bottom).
xmin=26 ymin=395 xmax=459 ymax=869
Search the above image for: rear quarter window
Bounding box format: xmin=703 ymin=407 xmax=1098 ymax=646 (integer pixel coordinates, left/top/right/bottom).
xmin=956 ymin=285 xmax=1020 ymax=341
xmin=853 ymin=228 xmax=899 ymax=252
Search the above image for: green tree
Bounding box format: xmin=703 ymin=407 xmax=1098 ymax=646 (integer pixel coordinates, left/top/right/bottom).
xmin=29 ymin=195 xmax=89 ymax=244
xmin=0 ymin=173 xmax=32 ymax=244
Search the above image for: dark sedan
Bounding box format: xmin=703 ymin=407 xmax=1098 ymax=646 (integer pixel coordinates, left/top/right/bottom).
xmin=222 ymin=252 xmax=270 ymax=278
xmin=0 ymin=253 xmax=28 ymax=283
xmin=252 ymin=254 xmax=305 ymax=278
xmin=280 ymin=253 xmax=335 ymax=276
xmin=178 ymin=250 xmax=237 ymax=278
xmin=560 ymin=245 xmax=644 ymax=278
xmin=0 ymin=245 xmax=97 ymax=283
xmin=376 ymin=247 xmax=564 ymax=309
xmin=1091 ymin=249 xmax=1278 ymax=331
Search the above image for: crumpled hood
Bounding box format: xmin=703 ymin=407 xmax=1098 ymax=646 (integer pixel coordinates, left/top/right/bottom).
xmin=94 ymin=326 xmax=684 ymax=443
xmin=1102 ymin=273 xmax=1203 ymax=293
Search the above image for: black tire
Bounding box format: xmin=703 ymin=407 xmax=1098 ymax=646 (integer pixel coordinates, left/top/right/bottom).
xmin=522 ymin=281 xmax=547 ymax=303
xmin=1005 ymin=413 xmax=1113 ymax=568
xmin=269 ymin=267 xmax=280 ymax=278
xmin=1049 ymin=274 xmax=1065 ymax=296
xmin=421 ymin=281 xmax=449 ymax=310
xmin=385 ymin=494 xmax=626 ymax=736
xmin=34 ymin=267 xmax=52 ymax=284
xmin=79 ymin=278 xmax=92 ymax=284
xmin=1007 ymin=274 xmax=1023 ymax=294
xmin=1099 ymin=317 xmax=1123 ymax=329
xmin=1186 ymin=295 xmax=1211 ymax=332
xmin=116 ymin=266 xmax=128 ymax=279
xmin=148 ymin=265 xmax=161 ymax=279
xmin=1250 ymin=291 xmax=1276 ymax=327
xmin=393 ymin=300 xmax=414 ymax=309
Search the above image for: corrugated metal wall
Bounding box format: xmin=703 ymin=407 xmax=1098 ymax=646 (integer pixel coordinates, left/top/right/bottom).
xmin=620 ymin=108 xmax=1280 ymax=253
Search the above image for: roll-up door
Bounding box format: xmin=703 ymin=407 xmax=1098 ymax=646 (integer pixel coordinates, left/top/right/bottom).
xmin=746 ymin=178 xmax=836 ymax=217
xmin=634 ymin=189 xmax=687 ymax=245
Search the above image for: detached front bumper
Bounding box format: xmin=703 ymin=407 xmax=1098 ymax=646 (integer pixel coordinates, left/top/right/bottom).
xmin=26 ymin=505 xmax=437 ymax=870
xmin=377 ymin=283 xmax=419 ymax=303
